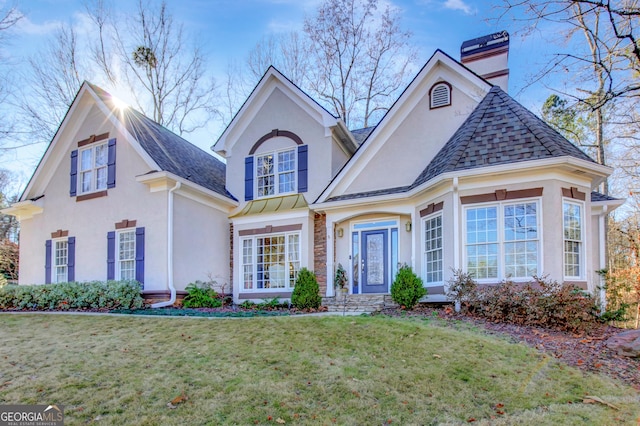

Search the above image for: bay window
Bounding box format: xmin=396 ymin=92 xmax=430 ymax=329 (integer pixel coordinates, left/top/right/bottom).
xmin=465 ymin=201 xmax=539 ymax=280
xmin=563 ymin=201 xmax=583 ymax=279
xmin=423 ymin=215 xmax=443 ymax=283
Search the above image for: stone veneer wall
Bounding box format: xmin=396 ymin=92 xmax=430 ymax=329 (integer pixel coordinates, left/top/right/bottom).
xmin=313 ymin=213 xmax=327 ymax=295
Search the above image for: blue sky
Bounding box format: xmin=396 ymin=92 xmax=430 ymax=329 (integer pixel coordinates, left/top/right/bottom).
xmin=2 ymin=0 xmax=560 ymax=186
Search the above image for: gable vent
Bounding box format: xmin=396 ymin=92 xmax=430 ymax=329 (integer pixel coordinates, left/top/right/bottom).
xmin=430 ymin=82 xmax=451 ymax=109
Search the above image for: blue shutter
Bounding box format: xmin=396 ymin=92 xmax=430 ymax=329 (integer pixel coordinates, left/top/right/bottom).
xmin=45 ymin=240 xmax=52 ymax=284
xmin=107 ymin=231 xmax=115 ymax=280
xmin=67 ymin=237 xmax=76 ymax=282
xmin=298 ymin=145 xmax=308 ymax=193
xmin=107 ymin=138 xmax=116 ymax=188
xmin=70 ymin=150 xmax=78 ymax=196
xmin=244 ymin=156 xmax=254 ymax=201
xmin=135 ymin=227 xmax=145 ymax=286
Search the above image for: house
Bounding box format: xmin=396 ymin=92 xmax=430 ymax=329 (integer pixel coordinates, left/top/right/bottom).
xmin=5 ymin=32 xmax=623 ymax=307
xmin=5 ymin=83 xmax=237 ymax=306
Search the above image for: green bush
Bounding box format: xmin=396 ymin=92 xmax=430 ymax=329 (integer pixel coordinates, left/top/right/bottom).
xmin=291 ymin=268 xmax=321 ymax=310
xmin=391 ymin=265 xmax=427 ymax=309
xmin=182 ymin=280 xmax=222 ymax=308
xmin=0 ymin=281 xmax=144 ymax=310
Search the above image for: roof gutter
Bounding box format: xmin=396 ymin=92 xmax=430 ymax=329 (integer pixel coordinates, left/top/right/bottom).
xmin=152 ymin=181 xmax=181 ymax=308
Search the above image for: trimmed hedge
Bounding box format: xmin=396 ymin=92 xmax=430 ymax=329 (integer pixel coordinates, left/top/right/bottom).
xmin=0 ymin=281 xmax=144 ymax=311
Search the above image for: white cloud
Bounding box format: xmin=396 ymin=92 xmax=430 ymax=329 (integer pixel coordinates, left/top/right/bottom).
xmin=12 ymin=15 xmax=60 ymax=36
xmin=443 ymin=0 xmax=476 ymax=15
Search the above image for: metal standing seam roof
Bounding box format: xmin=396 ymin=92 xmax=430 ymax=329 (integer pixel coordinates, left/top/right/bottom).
xmin=327 ymin=86 xmax=598 ymax=202
xmin=87 ymin=83 xmax=236 ymax=201
xmin=230 ymin=194 xmax=308 ymax=218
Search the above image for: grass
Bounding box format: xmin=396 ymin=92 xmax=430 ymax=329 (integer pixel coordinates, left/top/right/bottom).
xmin=0 ymin=314 xmax=638 ymax=425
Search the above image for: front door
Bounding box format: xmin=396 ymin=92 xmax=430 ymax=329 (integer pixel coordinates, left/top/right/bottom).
xmin=361 ymin=230 xmax=388 ymax=293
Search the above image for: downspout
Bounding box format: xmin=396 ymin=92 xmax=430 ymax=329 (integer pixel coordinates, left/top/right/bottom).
xmin=152 ymin=181 xmax=181 ymax=308
xmin=598 ymin=205 xmax=608 ymax=312
xmin=452 ymin=177 xmax=460 ymax=311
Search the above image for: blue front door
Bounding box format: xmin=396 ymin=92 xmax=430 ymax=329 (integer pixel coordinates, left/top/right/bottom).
xmin=361 ymin=230 xmax=388 ymax=293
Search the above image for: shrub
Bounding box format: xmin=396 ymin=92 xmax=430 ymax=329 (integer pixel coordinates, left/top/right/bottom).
xmin=453 ymin=274 xmax=600 ymax=333
xmin=182 ymin=280 xmax=222 ymax=308
xmin=446 ymin=269 xmax=477 ymax=307
xmin=391 ymin=264 xmax=427 ymax=310
xmin=291 ymin=268 xmax=321 ymax=310
xmin=0 ymin=281 xmax=144 ymax=310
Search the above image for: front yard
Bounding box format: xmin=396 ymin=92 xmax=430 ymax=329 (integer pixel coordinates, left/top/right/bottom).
xmin=0 ymin=314 xmax=637 ymax=425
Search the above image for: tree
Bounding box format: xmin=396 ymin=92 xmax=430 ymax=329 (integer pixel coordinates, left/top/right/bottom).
xmin=0 ymin=169 xmax=19 ymax=281
xmin=95 ymin=0 xmax=218 ymax=135
xmin=242 ymin=0 xmax=416 ymax=129
xmin=18 ymin=0 xmax=218 ymax=146
xmin=304 ymin=0 xmax=416 ymax=128
xmin=0 ymin=4 xmax=22 ymax=147
xmin=20 ymin=24 xmax=85 ymax=145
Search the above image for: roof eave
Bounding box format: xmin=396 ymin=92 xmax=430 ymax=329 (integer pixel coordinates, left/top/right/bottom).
xmin=136 ymin=171 xmax=238 ymax=208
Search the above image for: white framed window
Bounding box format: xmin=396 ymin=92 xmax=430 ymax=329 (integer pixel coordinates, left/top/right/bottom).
xmin=430 ymin=82 xmax=451 ymax=109
xmin=241 ymin=232 xmax=300 ymax=291
xmin=117 ymin=229 xmax=136 ymax=281
xmin=563 ymin=201 xmax=583 ymax=279
xmin=53 ymin=239 xmax=68 ymax=283
xmin=256 ymin=148 xmax=296 ymax=198
xmin=465 ymin=200 xmax=540 ymax=281
xmin=79 ymin=143 xmax=108 ymax=194
xmin=423 ymin=214 xmax=443 ymax=284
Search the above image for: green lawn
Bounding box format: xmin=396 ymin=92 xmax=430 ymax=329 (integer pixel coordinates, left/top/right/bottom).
xmin=0 ymin=314 xmax=637 ymax=425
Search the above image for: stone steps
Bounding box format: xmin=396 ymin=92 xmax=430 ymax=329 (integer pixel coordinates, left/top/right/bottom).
xmin=322 ymin=294 xmax=398 ymax=313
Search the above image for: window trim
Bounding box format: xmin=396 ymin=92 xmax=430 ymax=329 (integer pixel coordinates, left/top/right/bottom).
xmin=116 ymin=228 xmax=136 ymax=282
xmin=254 ymin=147 xmax=298 ymax=199
xmin=562 ymin=199 xmax=585 ymax=280
xmin=463 ymin=198 xmax=542 ymax=283
xmin=422 ymin=212 xmax=443 ymax=285
xmin=240 ymin=230 xmax=302 ymax=293
xmin=78 ymin=142 xmax=109 ymax=195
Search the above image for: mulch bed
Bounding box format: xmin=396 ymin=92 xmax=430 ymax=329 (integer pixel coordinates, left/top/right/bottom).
xmin=378 ymin=305 xmax=640 ymax=390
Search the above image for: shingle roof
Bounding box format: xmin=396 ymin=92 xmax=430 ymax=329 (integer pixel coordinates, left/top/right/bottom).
xmin=412 ymin=86 xmax=595 ymax=187
xmin=591 ymin=191 xmax=621 ymax=202
xmin=88 ymin=83 xmax=235 ymax=201
xmin=326 ymin=86 xmax=597 ymax=202
xmin=350 ymin=126 xmax=376 ymax=146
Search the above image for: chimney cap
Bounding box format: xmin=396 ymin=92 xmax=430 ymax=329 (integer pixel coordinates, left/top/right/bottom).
xmin=461 ymin=31 xmax=509 ymax=58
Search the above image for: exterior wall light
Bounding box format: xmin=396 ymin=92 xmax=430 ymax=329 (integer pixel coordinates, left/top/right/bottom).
xmin=405 ymin=221 xmax=412 ymax=232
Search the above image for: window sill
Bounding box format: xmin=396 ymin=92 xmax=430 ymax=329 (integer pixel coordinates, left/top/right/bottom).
xmin=76 ymin=190 xmax=108 ymax=202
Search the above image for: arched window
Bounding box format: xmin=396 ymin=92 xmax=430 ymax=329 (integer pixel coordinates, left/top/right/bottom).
xmin=429 ymin=82 xmax=451 ymax=109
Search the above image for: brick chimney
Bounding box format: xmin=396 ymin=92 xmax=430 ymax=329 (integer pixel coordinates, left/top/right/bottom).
xmin=461 ymin=31 xmax=509 ymax=92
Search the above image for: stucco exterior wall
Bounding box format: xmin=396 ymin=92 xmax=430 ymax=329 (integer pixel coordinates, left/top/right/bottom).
xmin=18 ymin=103 xmax=169 ymax=289
xmin=172 ymin=193 xmax=231 ymax=293
xmin=224 ymin=87 xmax=335 ymax=204
xmin=343 ymin=80 xmax=481 ymax=194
